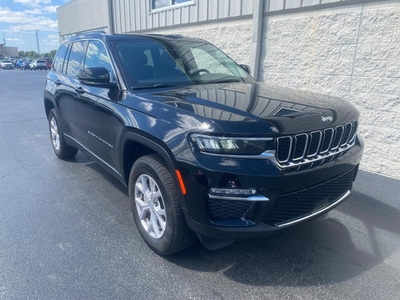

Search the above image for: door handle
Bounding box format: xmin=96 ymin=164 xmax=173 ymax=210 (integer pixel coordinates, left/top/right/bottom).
xmin=74 ymin=86 xmax=85 ymax=94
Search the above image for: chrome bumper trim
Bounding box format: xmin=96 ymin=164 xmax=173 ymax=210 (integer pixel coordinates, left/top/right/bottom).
xmin=276 ymin=190 xmax=351 ymax=227
xmin=207 ymin=194 xmax=269 ymax=202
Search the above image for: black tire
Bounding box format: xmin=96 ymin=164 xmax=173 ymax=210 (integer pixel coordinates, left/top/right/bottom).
xmin=48 ymin=109 xmax=78 ymax=159
xmin=129 ymin=154 xmax=196 ymax=255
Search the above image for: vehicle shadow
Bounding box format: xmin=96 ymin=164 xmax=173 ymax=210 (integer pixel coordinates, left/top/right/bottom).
xmin=65 ymin=152 xmax=129 ymax=197
xmin=165 ymin=189 xmax=400 ymax=286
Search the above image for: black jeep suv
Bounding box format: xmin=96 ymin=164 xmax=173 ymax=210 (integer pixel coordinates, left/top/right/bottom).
xmin=44 ymin=32 xmax=363 ymax=255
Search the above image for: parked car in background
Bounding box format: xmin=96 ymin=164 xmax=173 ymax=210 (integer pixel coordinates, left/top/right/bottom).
xmin=44 ymin=32 xmax=364 ymax=255
xmin=30 ymin=60 xmax=47 ymax=70
xmin=1 ymin=60 xmax=15 ymax=69
xmin=20 ymin=61 xmax=31 ymax=70
xmin=15 ymin=59 xmax=25 ymax=68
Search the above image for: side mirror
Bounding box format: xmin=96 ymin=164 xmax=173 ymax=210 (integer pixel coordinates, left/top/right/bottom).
xmin=78 ymin=67 xmax=117 ymax=88
xmin=240 ymin=64 xmax=251 ymax=74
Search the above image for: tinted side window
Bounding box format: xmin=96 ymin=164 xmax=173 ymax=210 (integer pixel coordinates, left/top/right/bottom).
xmin=84 ymin=40 xmax=114 ymax=79
xmin=52 ymin=44 xmax=68 ymax=73
xmin=66 ymin=41 xmax=86 ymax=77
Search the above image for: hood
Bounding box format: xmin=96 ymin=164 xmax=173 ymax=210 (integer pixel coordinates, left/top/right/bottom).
xmin=143 ymin=82 xmax=359 ymax=135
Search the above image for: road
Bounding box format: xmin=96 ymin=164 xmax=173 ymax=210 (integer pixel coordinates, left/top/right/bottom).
xmin=0 ymin=69 xmax=399 ymax=300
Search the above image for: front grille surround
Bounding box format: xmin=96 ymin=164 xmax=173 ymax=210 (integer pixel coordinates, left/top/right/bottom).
xmin=275 ymin=120 xmax=358 ymax=168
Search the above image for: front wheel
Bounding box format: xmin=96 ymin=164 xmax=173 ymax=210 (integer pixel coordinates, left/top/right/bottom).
xmin=129 ymin=154 xmax=196 ymax=255
xmin=48 ymin=109 xmax=78 ymax=159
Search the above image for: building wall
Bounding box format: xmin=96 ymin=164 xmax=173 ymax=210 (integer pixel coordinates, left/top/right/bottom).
xmin=259 ymin=1 xmax=400 ymax=178
xmin=57 ymin=0 xmax=111 ymax=39
xmin=0 ymin=45 xmax=18 ymax=57
xmin=111 ymin=0 xmax=253 ymax=33
xmin=149 ymin=19 xmax=253 ymax=66
xmin=5 ymin=47 xmax=19 ymax=57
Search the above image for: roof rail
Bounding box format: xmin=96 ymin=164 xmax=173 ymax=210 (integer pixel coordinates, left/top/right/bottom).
xmin=147 ymin=33 xmax=185 ymax=38
xmin=79 ymin=31 xmax=107 ymax=37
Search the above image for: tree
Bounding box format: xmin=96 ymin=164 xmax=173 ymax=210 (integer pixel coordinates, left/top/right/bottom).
xmin=27 ymin=51 xmax=38 ymax=59
xmin=49 ymin=50 xmax=57 ymax=59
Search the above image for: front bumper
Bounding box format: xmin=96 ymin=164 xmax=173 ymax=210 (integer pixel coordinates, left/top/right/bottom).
xmin=177 ymin=136 xmax=363 ymax=241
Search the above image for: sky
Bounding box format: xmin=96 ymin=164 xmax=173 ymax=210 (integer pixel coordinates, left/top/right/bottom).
xmin=0 ymin=0 xmax=71 ymax=54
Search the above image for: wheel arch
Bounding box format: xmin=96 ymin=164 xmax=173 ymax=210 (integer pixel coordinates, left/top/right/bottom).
xmin=121 ymin=132 xmax=185 ymax=206
xmin=44 ymin=96 xmax=55 ymax=119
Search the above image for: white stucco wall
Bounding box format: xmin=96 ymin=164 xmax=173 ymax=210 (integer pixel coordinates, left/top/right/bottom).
xmin=260 ymin=1 xmax=400 ymax=179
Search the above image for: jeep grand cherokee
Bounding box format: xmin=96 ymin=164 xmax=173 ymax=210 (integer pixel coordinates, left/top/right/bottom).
xmin=44 ymin=32 xmax=363 ymax=255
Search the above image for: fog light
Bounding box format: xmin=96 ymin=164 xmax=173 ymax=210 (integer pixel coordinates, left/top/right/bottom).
xmin=209 ymin=188 xmax=257 ymax=195
xmin=207 ymin=188 xmax=269 ymax=202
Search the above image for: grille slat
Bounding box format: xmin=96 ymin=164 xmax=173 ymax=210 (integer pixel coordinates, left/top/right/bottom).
xmin=276 ymin=120 xmax=358 ymax=169
xmin=292 ymin=134 xmax=308 ymax=161
xmin=277 ymin=136 xmax=292 ymax=163
xmin=331 ymin=125 xmax=344 ymax=150
xmin=320 ymin=128 xmax=334 ymax=154
xmin=308 ymin=131 xmax=322 ymax=157
xmin=341 ymin=123 xmax=352 ymax=146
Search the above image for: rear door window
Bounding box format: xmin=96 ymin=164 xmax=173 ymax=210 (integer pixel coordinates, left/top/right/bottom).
xmin=52 ymin=44 xmax=68 ymax=73
xmin=66 ymin=41 xmax=87 ymax=77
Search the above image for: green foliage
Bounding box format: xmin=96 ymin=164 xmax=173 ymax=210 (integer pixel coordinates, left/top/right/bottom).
xmin=17 ymin=49 xmax=57 ymax=59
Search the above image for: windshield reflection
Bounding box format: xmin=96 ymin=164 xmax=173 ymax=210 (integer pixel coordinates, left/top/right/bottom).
xmin=114 ymin=37 xmax=254 ymax=90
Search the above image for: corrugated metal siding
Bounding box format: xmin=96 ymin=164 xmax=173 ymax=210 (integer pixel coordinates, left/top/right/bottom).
xmin=112 ymin=0 xmax=252 ymax=33
xmin=267 ymin=0 xmax=353 ymax=12
xmin=111 ymin=0 xmax=355 ymax=33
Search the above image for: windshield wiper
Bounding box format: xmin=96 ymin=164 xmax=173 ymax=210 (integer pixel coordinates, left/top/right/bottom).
xmin=131 ymin=84 xmax=177 ymax=91
xmin=205 ymin=76 xmax=242 ymax=84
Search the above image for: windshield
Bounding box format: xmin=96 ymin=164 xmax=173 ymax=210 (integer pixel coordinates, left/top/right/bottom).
xmin=113 ymin=37 xmax=254 ymax=90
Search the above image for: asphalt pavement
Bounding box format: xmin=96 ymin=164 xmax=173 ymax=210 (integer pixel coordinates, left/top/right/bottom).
xmin=0 ymin=69 xmax=399 ymax=300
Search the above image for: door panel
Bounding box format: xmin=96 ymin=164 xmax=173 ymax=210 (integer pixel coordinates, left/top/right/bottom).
xmin=74 ymin=40 xmax=117 ymax=167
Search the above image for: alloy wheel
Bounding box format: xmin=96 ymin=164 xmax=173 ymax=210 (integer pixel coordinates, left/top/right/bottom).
xmin=50 ymin=117 xmax=61 ymax=151
xmin=134 ymin=174 xmax=167 ymax=239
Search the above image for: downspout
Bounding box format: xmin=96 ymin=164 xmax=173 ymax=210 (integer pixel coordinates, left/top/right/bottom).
xmin=108 ymin=0 xmax=115 ymax=34
xmin=250 ymin=0 xmax=266 ymax=81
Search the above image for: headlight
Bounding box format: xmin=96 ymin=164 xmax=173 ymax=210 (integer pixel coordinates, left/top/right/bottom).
xmin=190 ymin=134 xmax=273 ymax=155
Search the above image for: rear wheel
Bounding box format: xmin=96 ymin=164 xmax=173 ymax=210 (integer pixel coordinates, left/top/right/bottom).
xmin=129 ymin=154 xmax=196 ymax=255
xmin=48 ymin=109 xmax=78 ymax=159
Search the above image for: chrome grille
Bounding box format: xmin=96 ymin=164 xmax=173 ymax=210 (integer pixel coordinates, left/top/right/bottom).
xmin=276 ymin=120 xmax=358 ymax=168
